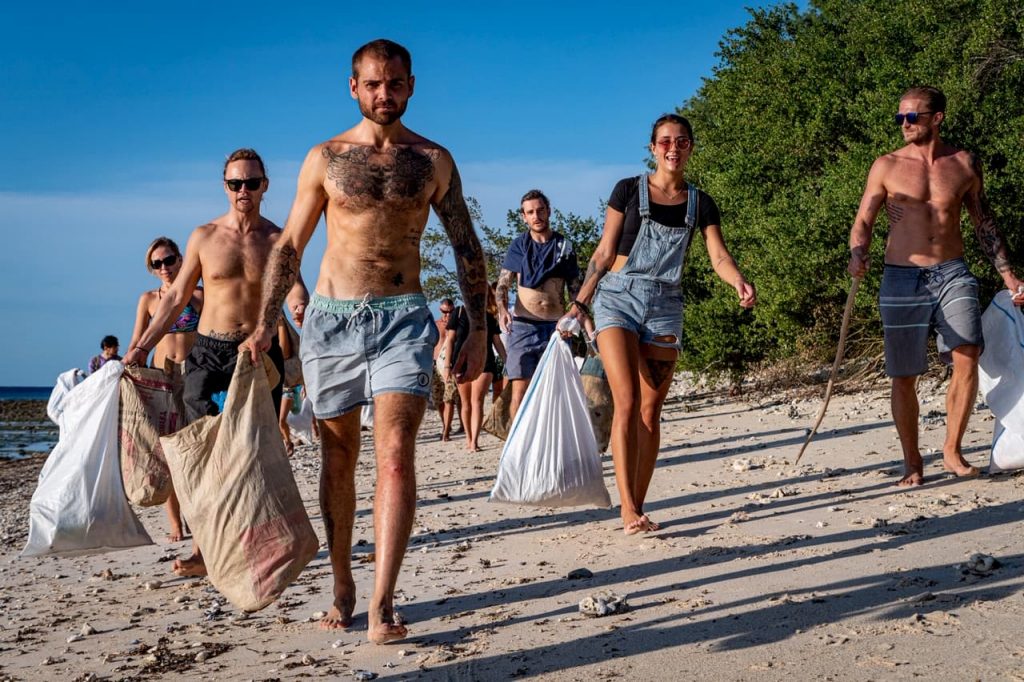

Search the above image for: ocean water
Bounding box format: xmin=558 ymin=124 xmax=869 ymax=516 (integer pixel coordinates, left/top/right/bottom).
xmin=0 ymin=386 xmax=56 ymax=460
xmin=0 ymin=386 xmax=51 ymax=401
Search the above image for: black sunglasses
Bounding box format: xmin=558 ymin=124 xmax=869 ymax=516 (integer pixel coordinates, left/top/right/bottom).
xmin=225 ymin=177 xmax=265 ymax=191
xmin=150 ymin=254 xmax=179 ymax=270
xmin=440 ymin=308 xmax=454 ymax=315
xmin=894 ymin=111 xmax=933 ymax=125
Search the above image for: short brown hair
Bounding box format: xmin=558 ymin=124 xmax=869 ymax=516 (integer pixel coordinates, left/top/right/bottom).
xmin=901 ymin=86 xmax=946 ymax=113
xmin=352 ymin=39 xmax=412 ymax=79
xmin=520 ymin=189 xmax=550 ymax=210
xmin=145 ymin=236 xmax=181 ymax=272
xmin=222 ymin=148 xmax=267 ymax=178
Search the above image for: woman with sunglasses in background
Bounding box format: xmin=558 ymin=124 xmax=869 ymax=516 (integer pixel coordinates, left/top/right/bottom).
xmin=127 ymin=236 xmax=204 ymax=542
xmin=565 ymin=114 xmax=756 ymax=535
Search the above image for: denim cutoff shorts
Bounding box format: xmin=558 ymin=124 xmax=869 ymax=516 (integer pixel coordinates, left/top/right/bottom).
xmin=301 ymin=293 xmax=439 ymax=419
xmin=592 ymin=272 xmax=683 ymax=350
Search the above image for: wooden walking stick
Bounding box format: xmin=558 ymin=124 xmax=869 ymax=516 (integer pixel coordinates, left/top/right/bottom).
xmin=795 ymin=276 xmax=861 ymax=463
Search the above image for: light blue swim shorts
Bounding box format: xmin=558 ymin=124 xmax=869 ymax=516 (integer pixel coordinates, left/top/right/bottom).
xmin=301 ymin=293 xmax=439 ymax=419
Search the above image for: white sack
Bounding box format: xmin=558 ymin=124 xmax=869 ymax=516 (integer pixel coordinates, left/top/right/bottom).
xmin=361 ymin=401 xmax=374 ymax=431
xmin=490 ymin=333 xmax=611 ymax=508
xmin=979 ymin=290 xmax=1024 ymax=473
xmin=23 ymin=361 xmax=153 ymax=557
xmin=286 ymin=394 xmax=317 ymax=446
xmin=47 ymin=368 xmax=86 ymax=434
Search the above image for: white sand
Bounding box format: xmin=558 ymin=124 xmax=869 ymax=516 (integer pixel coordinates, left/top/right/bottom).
xmin=2 ymin=377 xmax=1022 ymax=680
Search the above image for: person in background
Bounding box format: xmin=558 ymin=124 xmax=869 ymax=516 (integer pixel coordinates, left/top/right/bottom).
xmin=89 ymin=336 xmax=121 ymax=374
xmin=444 ymin=285 xmax=505 ymax=452
xmin=127 ymin=236 xmax=204 ymax=542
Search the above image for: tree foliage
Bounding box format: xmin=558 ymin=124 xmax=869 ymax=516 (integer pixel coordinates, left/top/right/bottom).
xmin=677 ymin=0 xmax=1024 ymax=378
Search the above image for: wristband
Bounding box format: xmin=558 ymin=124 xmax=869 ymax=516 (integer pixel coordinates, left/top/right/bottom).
xmin=572 ymin=299 xmax=591 ymax=317
xmin=133 ymin=346 xmax=150 ymax=354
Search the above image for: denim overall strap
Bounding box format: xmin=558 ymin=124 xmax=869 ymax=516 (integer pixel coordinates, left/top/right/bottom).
xmin=639 ymin=173 xmax=651 ymax=218
xmin=685 ymin=184 xmax=698 ymax=228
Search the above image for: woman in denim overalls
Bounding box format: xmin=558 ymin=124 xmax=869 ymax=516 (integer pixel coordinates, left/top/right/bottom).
xmin=565 ymin=114 xmax=757 ymax=535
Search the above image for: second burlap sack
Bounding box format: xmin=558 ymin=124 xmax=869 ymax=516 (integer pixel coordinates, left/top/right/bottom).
xmin=161 ymin=353 xmax=318 ymax=612
xmin=119 ymin=364 xmax=185 ymax=506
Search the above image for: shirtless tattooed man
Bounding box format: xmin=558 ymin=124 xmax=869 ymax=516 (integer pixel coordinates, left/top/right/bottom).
xmin=123 ymin=148 xmax=309 ymax=575
xmin=241 ymin=39 xmax=488 ymax=644
xmin=848 ymin=86 xmax=1024 ymax=487
xmin=495 ymin=189 xmax=581 ymax=420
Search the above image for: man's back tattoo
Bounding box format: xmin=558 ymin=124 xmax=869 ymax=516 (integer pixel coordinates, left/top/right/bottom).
xmin=323 ymin=146 xmax=435 ymax=203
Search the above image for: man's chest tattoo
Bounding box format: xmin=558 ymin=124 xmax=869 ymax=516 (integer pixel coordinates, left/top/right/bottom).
xmin=324 ymin=146 xmax=435 ymax=201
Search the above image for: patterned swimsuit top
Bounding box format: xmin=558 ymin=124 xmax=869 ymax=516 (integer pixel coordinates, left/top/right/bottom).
xmin=168 ymin=301 xmax=200 ymax=334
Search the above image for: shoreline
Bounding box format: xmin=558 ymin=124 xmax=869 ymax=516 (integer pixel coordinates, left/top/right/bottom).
xmin=1 ymin=380 xmax=1022 ymax=680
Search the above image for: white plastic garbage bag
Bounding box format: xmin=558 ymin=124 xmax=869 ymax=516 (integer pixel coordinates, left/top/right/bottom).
xmin=979 ymin=290 xmax=1024 ymax=473
xmin=360 ymin=401 xmax=374 ymax=431
xmin=286 ymin=393 xmax=317 ymax=445
xmin=490 ymin=333 xmax=611 ymax=508
xmin=46 ymin=368 xmax=86 ymax=435
xmin=23 ymin=361 xmax=153 ymax=557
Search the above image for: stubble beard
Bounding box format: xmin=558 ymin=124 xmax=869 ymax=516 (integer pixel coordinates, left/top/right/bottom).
xmin=359 ymin=98 xmax=407 ymax=126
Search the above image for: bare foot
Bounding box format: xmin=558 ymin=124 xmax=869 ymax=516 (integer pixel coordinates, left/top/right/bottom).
xmin=897 ymin=470 xmax=924 ymax=487
xmin=318 ymin=603 xmax=355 ymax=630
xmin=640 ymin=514 xmax=661 ymax=532
xmin=623 ymin=514 xmax=650 ymax=536
xmin=368 ymin=602 xmax=407 ymax=644
xmin=172 ymin=554 xmax=207 ymax=577
xmin=942 ymin=454 xmax=980 ymax=478
xmin=166 ymin=527 xmax=184 ymax=543
xmin=319 ymin=581 xmax=356 ymax=630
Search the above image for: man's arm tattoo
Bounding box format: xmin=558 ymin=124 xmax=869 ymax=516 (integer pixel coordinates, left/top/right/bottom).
xmin=259 ymin=244 xmax=301 ymax=331
xmin=967 ymin=154 xmax=1012 ymax=273
xmin=495 ymin=268 xmax=515 ymax=310
xmin=437 ymin=166 xmax=487 ymax=330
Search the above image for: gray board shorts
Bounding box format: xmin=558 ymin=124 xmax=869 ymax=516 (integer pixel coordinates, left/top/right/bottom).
xmin=880 ymin=258 xmax=983 ymax=377
xmin=301 ymin=292 xmax=439 ymax=419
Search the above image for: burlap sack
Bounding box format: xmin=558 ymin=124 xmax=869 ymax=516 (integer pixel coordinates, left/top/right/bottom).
xmin=161 ymin=353 xmax=318 ymax=612
xmin=482 ymin=381 xmax=513 ymax=441
xmin=119 ymin=364 xmax=185 ymax=506
xmin=580 ymin=355 xmax=612 ymax=453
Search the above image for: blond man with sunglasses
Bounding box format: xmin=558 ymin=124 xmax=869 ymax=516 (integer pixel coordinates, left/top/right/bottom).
xmin=848 ymin=85 xmax=1024 ymax=487
xmin=123 ymin=148 xmax=308 ymax=577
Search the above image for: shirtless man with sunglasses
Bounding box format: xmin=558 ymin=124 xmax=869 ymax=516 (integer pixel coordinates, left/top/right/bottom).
xmin=124 ymin=147 xmax=308 ymax=576
xmin=848 ymin=85 xmax=1024 ymax=487
xmin=240 ymin=39 xmax=487 ymax=644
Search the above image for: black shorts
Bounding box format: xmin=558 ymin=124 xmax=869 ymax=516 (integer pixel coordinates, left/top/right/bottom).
xmin=183 ymin=334 xmax=283 ymax=422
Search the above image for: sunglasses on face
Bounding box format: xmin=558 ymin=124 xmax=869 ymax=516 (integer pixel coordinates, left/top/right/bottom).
xmin=224 ymin=177 xmax=265 ymax=192
xmin=655 ymin=137 xmax=692 ymax=151
xmin=150 ymin=254 xmax=179 ymax=270
xmin=894 ymin=111 xmax=933 ymax=125
xmin=440 ymin=308 xmax=453 ymax=315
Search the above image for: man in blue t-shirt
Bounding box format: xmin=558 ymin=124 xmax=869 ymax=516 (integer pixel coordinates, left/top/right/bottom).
xmin=495 ymin=189 xmax=581 ymax=419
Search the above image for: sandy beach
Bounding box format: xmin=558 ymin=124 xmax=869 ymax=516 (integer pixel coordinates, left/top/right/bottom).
xmin=1 ymin=376 xmax=1022 ymax=681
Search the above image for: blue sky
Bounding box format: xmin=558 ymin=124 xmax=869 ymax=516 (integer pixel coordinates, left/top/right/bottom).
xmin=1 ymin=1 xmax=795 ymax=386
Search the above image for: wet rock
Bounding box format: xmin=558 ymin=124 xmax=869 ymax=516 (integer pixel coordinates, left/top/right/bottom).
xmin=353 ymin=671 xmax=378 ymax=681
xmin=769 ymin=487 xmax=798 ymax=499
xmin=142 ymin=580 xmax=163 ymax=591
xmin=301 ymin=654 xmax=317 ymax=666
xmin=80 ymin=622 xmax=97 ymax=636
xmin=567 ymin=568 xmax=593 ymax=580
xmin=194 ymin=651 xmax=208 ymax=663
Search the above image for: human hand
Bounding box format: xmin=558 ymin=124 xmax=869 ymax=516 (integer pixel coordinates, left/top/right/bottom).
xmin=291 ymin=303 xmax=306 ymax=328
xmin=1008 ymin=280 xmax=1024 ymax=307
xmin=239 ymin=327 xmax=274 ymax=364
xmin=735 ymin=279 xmax=757 ymax=308
xmin=497 ymin=306 xmax=512 ymax=334
xmin=452 ymin=329 xmax=485 ymax=383
xmin=122 ymin=347 xmax=148 ymax=367
xmin=848 ymin=249 xmax=870 ymax=278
